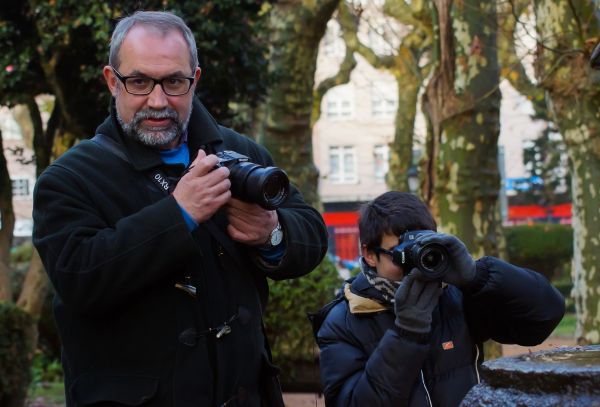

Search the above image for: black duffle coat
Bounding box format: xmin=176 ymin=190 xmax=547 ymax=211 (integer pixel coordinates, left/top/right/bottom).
xmin=33 ymin=98 xmax=328 ymax=407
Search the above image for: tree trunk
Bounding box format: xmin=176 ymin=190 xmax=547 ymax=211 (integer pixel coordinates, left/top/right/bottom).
xmin=423 ymin=0 xmax=502 ymax=257
xmin=387 ymin=45 xmax=424 ymax=192
xmin=16 ymin=250 xmax=49 ymax=317
xmin=533 ymin=0 xmax=600 ymax=344
xmin=259 ymin=0 xmax=341 ymax=208
xmin=0 ymin=131 xmax=15 ymax=303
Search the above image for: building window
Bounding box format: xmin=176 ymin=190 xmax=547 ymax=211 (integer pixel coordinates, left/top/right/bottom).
xmin=371 ymin=81 xmax=397 ymax=117
xmin=11 ymin=178 xmax=30 ymax=197
xmin=329 ymin=146 xmax=357 ymax=184
xmin=373 ymin=144 xmax=389 ymax=182
xmin=324 ymin=85 xmax=354 ymax=119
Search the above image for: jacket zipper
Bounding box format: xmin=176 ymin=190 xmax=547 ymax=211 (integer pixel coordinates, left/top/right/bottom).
xmin=420 ymin=370 xmax=433 ymax=407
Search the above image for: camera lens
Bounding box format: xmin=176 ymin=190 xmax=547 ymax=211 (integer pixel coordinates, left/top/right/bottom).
xmin=250 ymin=167 xmax=289 ymax=210
xmin=263 ymin=173 xmax=285 ymax=200
xmin=420 ymin=247 xmax=443 ymax=270
xmin=414 ymin=242 xmax=449 ymax=281
xmin=228 ymin=162 xmax=289 ymax=210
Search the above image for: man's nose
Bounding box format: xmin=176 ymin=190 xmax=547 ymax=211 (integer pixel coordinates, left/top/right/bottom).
xmin=147 ymin=83 xmax=169 ymax=109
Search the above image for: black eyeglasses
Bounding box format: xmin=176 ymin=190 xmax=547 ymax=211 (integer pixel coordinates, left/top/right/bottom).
xmin=375 ymin=247 xmax=395 ymax=257
xmin=111 ymin=67 xmax=195 ymax=96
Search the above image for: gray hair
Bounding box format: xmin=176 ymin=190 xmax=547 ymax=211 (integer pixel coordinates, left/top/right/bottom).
xmin=108 ymin=11 xmax=198 ymax=72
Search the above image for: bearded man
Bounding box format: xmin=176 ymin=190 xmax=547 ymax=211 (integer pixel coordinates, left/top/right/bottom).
xmin=32 ymin=10 xmax=327 ymax=407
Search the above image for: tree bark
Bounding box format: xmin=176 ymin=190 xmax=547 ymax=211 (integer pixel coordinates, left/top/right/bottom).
xmin=16 ymin=250 xmax=49 ymax=318
xmin=0 ymin=131 xmax=15 ymax=303
xmin=259 ymin=0 xmax=341 ymax=208
xmin=423 ymin=0 xmax=503 ymax=258
xmin=533 ymin=0 xmax=600 ymax=344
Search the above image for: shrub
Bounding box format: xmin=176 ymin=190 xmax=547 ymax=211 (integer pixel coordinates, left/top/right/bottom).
xmin=10 ymin=242 xmax=33 ymax=264
xmin=0 ymin=302 xmax=35 ymax=407
xmin=264 ymin=256 xmax=343 ymax=390
xmin=504 ymin=224 xmax=572 ymax=281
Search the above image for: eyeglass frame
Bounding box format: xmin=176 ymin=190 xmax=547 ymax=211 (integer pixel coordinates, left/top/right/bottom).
xmin=110 ymin=67 xmax=196 ymax=96
xmin=374 ymin=247 xmax=395 ymax=257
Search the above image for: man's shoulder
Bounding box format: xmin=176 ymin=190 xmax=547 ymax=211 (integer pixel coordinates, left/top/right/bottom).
xmin=42 ymin=139 xmax=118 ymax=179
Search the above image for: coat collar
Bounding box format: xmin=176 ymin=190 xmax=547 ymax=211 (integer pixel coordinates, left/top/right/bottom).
xmin=344 ymin=283 xmax=388 ymax=314
xmin=94 ymin=97 xmax=224 ymax=171
xmin=344 ymin=272 xmax=390 ymax=314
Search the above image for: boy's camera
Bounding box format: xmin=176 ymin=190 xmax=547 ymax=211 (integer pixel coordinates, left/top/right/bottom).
xmin=215 ymin=150 xmax=290 ymax=210
xmin=390 ymin=230 xmax=450 ymax=281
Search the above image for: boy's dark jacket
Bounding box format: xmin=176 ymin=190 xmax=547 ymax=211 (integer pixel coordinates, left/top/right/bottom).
xmin=33 ymin=98 xmax=328 ymax=407
xmin=312 ymin=257 xmax=565 ymax=407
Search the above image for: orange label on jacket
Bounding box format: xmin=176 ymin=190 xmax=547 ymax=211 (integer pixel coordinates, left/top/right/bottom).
xmin=442 ymin=341 xmax=454 ymax=350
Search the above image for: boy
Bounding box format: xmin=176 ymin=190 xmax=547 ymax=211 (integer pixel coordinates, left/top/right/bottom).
xmin=311 ymin=191 xmax=565 ymax=406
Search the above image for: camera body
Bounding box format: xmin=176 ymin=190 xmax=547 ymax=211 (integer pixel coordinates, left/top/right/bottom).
xmin=390 ymin=230 xmax=450 ymax=281
xmin=215 ymin=150 xmax=290 ymax=210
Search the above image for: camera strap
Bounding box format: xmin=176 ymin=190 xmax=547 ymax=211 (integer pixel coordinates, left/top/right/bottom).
xmin=91 ymin=133 xmax=177 ymax=194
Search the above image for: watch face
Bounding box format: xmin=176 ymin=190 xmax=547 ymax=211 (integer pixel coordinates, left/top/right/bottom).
xmin=270 ymin=228 xmax=283 ymax=246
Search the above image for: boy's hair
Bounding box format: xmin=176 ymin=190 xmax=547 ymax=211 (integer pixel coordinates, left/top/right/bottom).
xmin=359 ymin=191 xmax=437 ymax=252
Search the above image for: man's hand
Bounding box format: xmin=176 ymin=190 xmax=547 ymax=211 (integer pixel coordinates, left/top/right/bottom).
xmin=394 ymin=269 xmax=442 ymax=335
xmin=172 ymin=150 xmax=231 ymax=223
xmin=226 ymin=198 xmax=278 ymax=246
xmin=417 ymin=233 xmax=476 ymax=287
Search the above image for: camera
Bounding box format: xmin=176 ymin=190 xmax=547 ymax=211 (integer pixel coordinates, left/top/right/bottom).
xmin=215 ymin=150 xmax=290 ymax=210
xmin=389 ymin=230 xmax=450 ymax=281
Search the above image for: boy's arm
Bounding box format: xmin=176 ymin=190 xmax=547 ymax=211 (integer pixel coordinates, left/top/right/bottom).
xmin=462 ymin=256 xmax=565 ymax=345
xmin=415 ymin=233 xmax=565 ymax=345
xmin=318 ymin=274 xmax=440 ymax=407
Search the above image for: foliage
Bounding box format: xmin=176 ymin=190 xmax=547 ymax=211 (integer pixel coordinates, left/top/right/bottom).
xmin=30 ymin=352 xmax=63 ymax=384
xmin=27 ymin=381 xmax=65 ymax=406
xmin=0 ymin=302 xmax=34 ymax=407
xmin=0 ymin=0 xmax=271 ymax=134
xmin=552 ymin=313 xmax=576 ymax=337
xmin=10 ymin=241 xmax=33 ymax=264
xmin=504 ymin=224 xmax=573 ymax=280
xmin=264 ymin=256 xmax=342 ymax=381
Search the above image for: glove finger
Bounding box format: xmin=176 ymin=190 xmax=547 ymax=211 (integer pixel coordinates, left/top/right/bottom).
xmin=416 ymin=232 xmax=447 ymax=246
xmin=408 ymin=268 xmax=427 ymax=281
xmin=395 ymin=271 xmax=417 ymax=304
xmin=405 ymin=277 xmax=427 ymax=306
xmin=415 ymin=282 xmax=442 ymax=309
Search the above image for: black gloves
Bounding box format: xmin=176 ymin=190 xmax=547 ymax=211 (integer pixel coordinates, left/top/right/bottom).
xmin=417 ymin=233 xmax=476 ymax=287
xmin=394 ymin=269 xmax=442 ymax=335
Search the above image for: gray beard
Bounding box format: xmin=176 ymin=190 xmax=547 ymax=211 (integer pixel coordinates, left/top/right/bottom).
xmin=117 ymin=106 xmax=191 ymax=149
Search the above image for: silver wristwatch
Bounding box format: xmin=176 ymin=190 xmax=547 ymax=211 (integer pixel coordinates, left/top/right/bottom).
xmin=263 ymin=222 xmax=283 ymax=248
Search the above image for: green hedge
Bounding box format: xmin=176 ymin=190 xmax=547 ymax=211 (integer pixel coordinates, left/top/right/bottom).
xmin=0 ymin=302 xmax=35 ymax=407
xmin=264 ymin=256 xmax=342 ymax=390
xmin=504 ymin=224 xmax=573 ymax=281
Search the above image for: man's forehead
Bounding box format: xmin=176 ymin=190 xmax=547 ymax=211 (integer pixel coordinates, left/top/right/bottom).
xmin=117 ymin=25 xmax=191 ymax=72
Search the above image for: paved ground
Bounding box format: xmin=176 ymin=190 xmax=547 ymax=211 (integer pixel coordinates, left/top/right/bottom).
xmin=283 ymin=335 xmax=577 ymax=407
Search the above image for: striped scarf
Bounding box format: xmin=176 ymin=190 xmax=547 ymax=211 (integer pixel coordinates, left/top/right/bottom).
xmin=360 ymin=258 xmax=401 ymax=305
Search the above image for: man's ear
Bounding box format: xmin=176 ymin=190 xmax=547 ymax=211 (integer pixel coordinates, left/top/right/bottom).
xmin=361 ymin=245 xmax=377 ymax=268
xmin=103 ymin=66 xmax=118 ymax=96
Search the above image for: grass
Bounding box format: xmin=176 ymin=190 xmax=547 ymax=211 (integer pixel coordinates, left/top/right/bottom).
xmin=552 ymin=312 xmax=576 ymax=337
xmin=27 ymin=381 xmax=65 ymax=406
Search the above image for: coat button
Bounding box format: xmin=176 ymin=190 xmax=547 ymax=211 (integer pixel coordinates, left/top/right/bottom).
xmin=178 ymin=328 xmax=197 ymax=346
